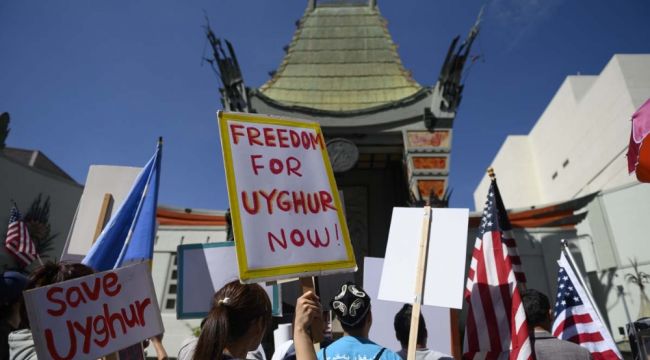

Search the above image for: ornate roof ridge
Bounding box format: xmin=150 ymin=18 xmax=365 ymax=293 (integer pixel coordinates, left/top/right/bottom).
xmin=257 ymin=3 xmax=424 ymax=112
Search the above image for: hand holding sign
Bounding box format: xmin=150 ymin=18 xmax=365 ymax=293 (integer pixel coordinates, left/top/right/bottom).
xmin=218 ymin=111 xmax=356 ymax=282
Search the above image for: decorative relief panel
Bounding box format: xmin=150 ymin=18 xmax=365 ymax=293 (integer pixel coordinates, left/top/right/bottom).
xmin=413 ymin=178 xmax=448 ymax=199
xmin=404 ymin=130 xmax=451 ymax=151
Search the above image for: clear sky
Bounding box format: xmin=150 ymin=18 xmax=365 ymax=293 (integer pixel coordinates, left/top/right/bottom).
xmin=1 ymin=0 xmax=649 ymax=211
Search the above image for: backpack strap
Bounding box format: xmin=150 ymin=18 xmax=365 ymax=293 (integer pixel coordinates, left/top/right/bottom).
xmin=373 ymin=348 xmax=386 ymax=360
xmin=322 ymin=346 xmax=327 ymax=360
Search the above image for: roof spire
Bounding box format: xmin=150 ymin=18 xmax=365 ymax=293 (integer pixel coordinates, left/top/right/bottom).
xmin=369 ymin=0 xmax=376 ymax=9
xmin=307 ymin=0 xmax=316 ymax=11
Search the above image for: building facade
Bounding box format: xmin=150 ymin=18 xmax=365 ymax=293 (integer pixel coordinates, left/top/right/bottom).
xmin=473 ymin=54 xmax=650 ymax=345
xmin=0 ymin=146 xmax=82 ymax=270
xmin=208 ymin=0 xmax=480 ymax=280
xmin=151 ymin=206 xmax=228 ymax=356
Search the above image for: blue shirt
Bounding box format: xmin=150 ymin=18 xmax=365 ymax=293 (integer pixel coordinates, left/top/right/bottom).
xmin=318 ymin=336 xmax=402 ymax=360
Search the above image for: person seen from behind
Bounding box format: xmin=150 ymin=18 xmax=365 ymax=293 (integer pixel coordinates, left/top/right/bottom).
xmin=314 ymin=282 xmax=401 ymax=360
xmin=0 ymin=271 xmax=28 ymax=360
xmin=192 ymin=279 xmax=272 ymax=360
xmin=521 ymin=289 xmax=591 ymax=360
xmin=393 ymin=304 xmax=452 ymax=360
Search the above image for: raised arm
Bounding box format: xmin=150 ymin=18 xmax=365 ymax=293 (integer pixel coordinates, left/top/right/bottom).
xmin=293 ymin=291 xmax=322 ymax=360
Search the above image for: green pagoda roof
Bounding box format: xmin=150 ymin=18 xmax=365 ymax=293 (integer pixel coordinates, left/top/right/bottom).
xmin=258 ymin=3 xmax=423 ymax=112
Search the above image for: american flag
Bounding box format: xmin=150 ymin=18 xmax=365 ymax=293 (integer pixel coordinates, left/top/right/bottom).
xmin=463 ymin=178 xmax=533 ymax=359
xmin=552 ymin=251 xmax=622 ymax=360
xmin=4 ymin=206 xmax=37 ymax=266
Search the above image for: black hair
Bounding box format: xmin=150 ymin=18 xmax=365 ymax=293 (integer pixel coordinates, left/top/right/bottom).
xmin=521 ymin=289 xmax=551 ymax=327
xmin=339 ymin=309 xmax=370 ymax=332
xmin=394 ymin=304 xmax=426 ymax=348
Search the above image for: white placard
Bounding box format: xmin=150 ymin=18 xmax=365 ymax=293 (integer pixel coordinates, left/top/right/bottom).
xmin=218 ymin=111 xmax=356 ymax=282
xmin=23 ymin=263 xmax=163 ymax=360
xmin=176 ymin=242 xmax=281 ymax=319
xmin=364 ymin=257 xmax=452 ymax=354
xmin=378 ymin=207 xmax=469 ymax=309
xmin=61 ymin=165 xmax=142 ymax=262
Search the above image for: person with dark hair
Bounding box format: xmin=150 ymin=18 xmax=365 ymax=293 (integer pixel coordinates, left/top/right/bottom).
xmin=0 ymin=271 xmax=28 ymax=360
xmin=521 ymin=289 xmax=591 ymax=359
xmin=7 ymin=262 xmax=95 ymax=360
xmin=192 ymin=279 xmax=272 ymax=360
xmin=393 ymin=305 xmax=451 ymax=360
xmin=315 ymin=282 xmax=401 ymax=360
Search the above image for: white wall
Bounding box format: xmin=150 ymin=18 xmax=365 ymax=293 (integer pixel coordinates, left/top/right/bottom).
xmin=152 ymin=224 xmax=228 ymax=357
xmin=0 ymin=155 xmax=82 ymax=269
xmin=474 ymin=54 xmax=650 ymax=210
xmin=472 ymin=54 xmax=650 ymax=346
xmin=473 ymin=135 xmax=543 ymax=209
xmin=579 ymin=183 xmax=650 ymax=342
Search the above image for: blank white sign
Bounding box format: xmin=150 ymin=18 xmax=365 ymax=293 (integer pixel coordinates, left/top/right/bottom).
xmin=364 ymin=257 xmax=452 ymax=354
xmin=378 ymin=207 xmax=468 ymax=309
xmin=61 ymin=165 xmax=142 ymax=262
xmin=177 ymin=242 xmax=280 ymax=319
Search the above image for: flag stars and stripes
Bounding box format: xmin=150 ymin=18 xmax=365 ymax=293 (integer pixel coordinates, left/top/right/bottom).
xmin=463 ymin=179 xmax=532 ymax=359
xmin=552 ymin=256 xmax=622 ymax=359
xmin=4 ymin=206 xmax=37 ymax=266
xmin=553 ymin=266 xmax=584 ymax=317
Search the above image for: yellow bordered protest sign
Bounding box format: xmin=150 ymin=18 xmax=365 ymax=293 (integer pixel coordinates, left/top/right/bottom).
xmin=218 ymin=111 xmax=357 ymax=283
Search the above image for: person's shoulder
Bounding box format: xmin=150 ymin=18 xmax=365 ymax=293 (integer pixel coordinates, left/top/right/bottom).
xmin=317 ymin=345 xmax=326 ymax=360
xmin=177 ymin=336 xmax=198 ymax=360
xmin=417 ymin=349 xmax=453 ymax=360
xmin=271 ymin=339 xmax=294 ymax=360
xmin=558 ymin=339 xmax=591 ymax=358
xmin=535 ymin=336 xmax=591 ymax=359
xmin=379 ymin=348 xmax=402 ymax=360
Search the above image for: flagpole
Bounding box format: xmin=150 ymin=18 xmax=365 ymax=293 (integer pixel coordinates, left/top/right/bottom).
xmin=114 ymin=138 xmax=161 ymax=268
xmin=35 ymin=254 xmax=44 ymax=266
xmin=560 ymin=239 xmax=609 ymax=329
xmin=488 ymin=167 xmax=527 ymax=291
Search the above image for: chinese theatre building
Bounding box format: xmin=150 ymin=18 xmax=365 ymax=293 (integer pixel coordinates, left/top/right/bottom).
xmin=207 ymin=0 xmax=479 ymax=276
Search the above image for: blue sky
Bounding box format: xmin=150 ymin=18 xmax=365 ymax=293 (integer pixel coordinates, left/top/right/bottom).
xmin=1 ymin=0 xmax=649 ymax=211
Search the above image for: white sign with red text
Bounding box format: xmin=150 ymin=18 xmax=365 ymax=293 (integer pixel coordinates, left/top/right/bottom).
xmin=23 ymin=263 xmax=163 ymax=360
xmin=218 ymin=111 xmax=356 ymax=282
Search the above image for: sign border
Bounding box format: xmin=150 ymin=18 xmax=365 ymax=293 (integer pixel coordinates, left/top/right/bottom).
xmin=217 ymin=111 xmax=357 ymax=283
xmin=23 ymin=262 xmax=163 ymax=360
xmin=176 ymin=241 xmax=281 ymax=319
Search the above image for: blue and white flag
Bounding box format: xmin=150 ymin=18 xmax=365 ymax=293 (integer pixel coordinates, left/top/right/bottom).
xmin=83 ymin=140 xmax=162 ymax=271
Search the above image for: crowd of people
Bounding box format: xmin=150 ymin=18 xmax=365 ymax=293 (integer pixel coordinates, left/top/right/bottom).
xmin=1 ymin=262 xmax=593 ymax=360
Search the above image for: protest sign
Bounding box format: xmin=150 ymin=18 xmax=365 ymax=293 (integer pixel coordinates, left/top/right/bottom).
xmin=61 ymin=165 xmax=142 ymax=262
xmin=364 ymin=257 xmax=452 ymax=355
xmin=378 ymin=207 xmax=469 ymax=309
xmin=176 ymin=242 xmax=281 ymax=319
xmin=23 ymin=262 xmax=163 ymax=360
xmin=218 ymin=111 xmax=356 ymax=282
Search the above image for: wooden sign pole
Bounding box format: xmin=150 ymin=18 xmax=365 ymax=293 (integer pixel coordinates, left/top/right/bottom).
xmin=407 ymin=206 xmax=431 ymax=360
xmin=92 ymin=193 xmax=120 ymax=360
xmin=300 ymin=277 xmax=324 ymax=347
xmin=93 ymin=193 xmax=113 ymax=243
xmin=92 ymin=194 xmax=146 ymax=360
xmin=449 ymin=309 xmax=461 ymax=359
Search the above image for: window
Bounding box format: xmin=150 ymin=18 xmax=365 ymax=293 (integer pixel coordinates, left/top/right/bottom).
xmin=563 ymin=159 xmax=570 ymax=168
xmin=165 ymin=299 xmax=176 ymax=310
xmin=162 ymin=253 xmax=179 ymax=312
